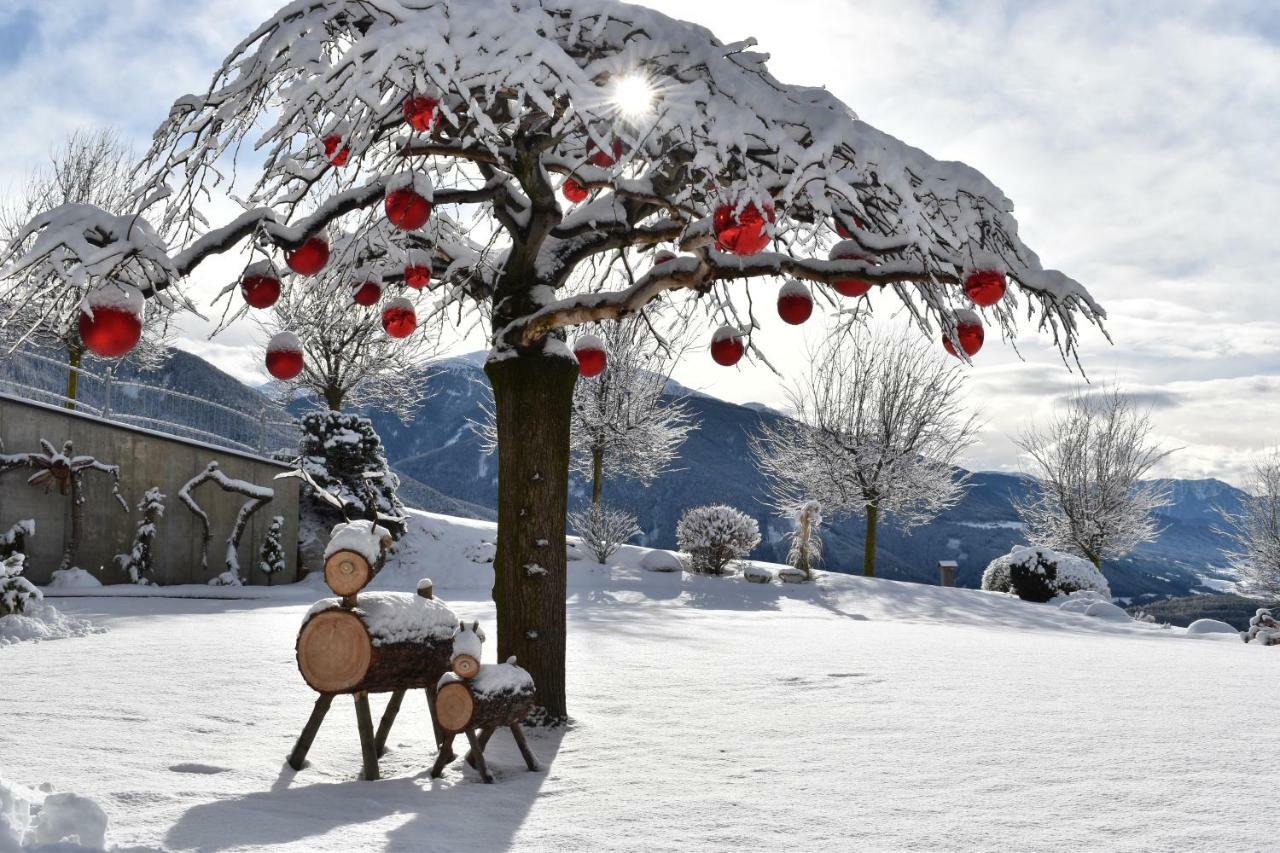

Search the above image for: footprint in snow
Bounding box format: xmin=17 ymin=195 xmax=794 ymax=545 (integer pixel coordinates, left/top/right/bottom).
xmin=169 ymin=763 xmax=231 ymax=775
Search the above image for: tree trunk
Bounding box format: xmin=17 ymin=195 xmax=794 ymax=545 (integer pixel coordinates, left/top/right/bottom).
xmin=591 ymin=446 xmax=604 ymax=508
xmin=59 ymin=473 xmax=82 ymax=573
xmin=324 ymin=387 xmax=344 ymax=411
xmin=862 ymin=501 xmax=878 ymax=577
xmin=65 ymin=345 xmax=83 ymax=409
xmin=485 ymin=350 xmax=578 ymax=724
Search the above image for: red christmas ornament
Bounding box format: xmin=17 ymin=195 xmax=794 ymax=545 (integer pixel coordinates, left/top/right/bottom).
xmin=78 ymin=282 xmax=143 ymax=359
xmin=240 ymin=266 xmax=281 ymax=309
xmin=588 ymin=138 xmax=626 ymax=168
xmin=574 ymin=333 xmax=607 ymax=377
xmin=353 ymin=279 xmax=382 ymax=306
xmin=653 ymin=250 xmax=677 ymax=266
xmin=285 ymin=236 xmax=330 ymax=276
xmin=834 ymin=215 xmax=867 ymax=240
xmin=323 ymin=135 xmax=349 ymax=167
xmin=382 ymin=298 xmax=417 ymax=339
xmin=402 ymin=94 xmax=440 ymax=132
xmin=777 ymin=280 xmax=813 ymax=325
xmin=404 ymin=264 xmax=432 ymax=290
xmin=963 ymin=269 xmax=1007 ymax=307
xmin=385 ymin=187 xmax=433 ymax=231
xmin=713 ymin=201 xmax=775 ymax=256
xmin=829 ymin=241 xmax=873 ymax=297
xmin=265 ymin=332 xmax=304 ymax=380
xmin=562 ymin=179 xmax=589 ymax=203
xmin=942 ymin=310 xmax=985 ymax=359
xmin=710 ymin=325 xmax=745 ymax=366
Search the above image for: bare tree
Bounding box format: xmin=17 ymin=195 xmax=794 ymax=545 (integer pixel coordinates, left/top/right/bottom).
xmin=571 ymin=319 xmax=696 ymax=506
xmin=753 ymin=331 xmax=979 ymax=577
xmin=1015 ymin=388 xmax=1173 ymax=568
xmin=1215 ymin=451 xmax=1280 ymax=601
xmin=0 ymin=129 xmax=173 ymax=404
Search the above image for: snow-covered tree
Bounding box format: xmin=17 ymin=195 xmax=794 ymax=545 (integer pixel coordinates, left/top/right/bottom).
xmin=296 ymin=411 xmax=406 ymax=539
xmin=1015 ymin=388 xmax=1172 ymax=569
xmin=785 ymin=500 xmax=823 ymax=581
xmin=1215 ymin=451 xmax=1280 ymax=601
xmin=0 ymin=553 xmax=41 ymax=616
xmin=567 ymin=504 xmax=640 ymax=563
xmin=258 ymin=515 xmax=287 ymax=585
xmin=571 ymin=320 xmax=695 ymax=506
xmin=753 ymin=331 xmax=978 ymax=577
xmin=178 ymin=461 xmax=274 ymax=583
xmin=981 ymin=545 xmax=1111 ymax=602
xmin=0 ymin=0 xmax=1103 ymax=720
xmin=0 ymin=439 xmax=127 ymax=574
xmin=0 ymin=519 xmax=34 ymax=561
xmin=115 ymin=487 xmax=165 ymax=584
xmin=0 ymin=129 xmax=173 ymax=405
xmin=677 ymin=504 xmax=760 ymax=575
xmin=264 ymin=227 xmax=440 ymax=418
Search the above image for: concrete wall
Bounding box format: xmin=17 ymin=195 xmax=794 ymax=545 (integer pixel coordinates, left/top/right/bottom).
xmin=0 ymin=394 xmax=299 ymax=586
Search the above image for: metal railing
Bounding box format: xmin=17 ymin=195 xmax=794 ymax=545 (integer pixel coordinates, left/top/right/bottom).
xmin=0 ymin=349 xmax=299 ymax=458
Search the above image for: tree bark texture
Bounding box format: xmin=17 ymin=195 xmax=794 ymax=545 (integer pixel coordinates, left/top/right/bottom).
xmin=591 ymin=446 xmax=604 ymax=507
xmin=64 ymin=345 xmax=83 ymax=409
xmin=863 ymin=501 xmax=878 ymax=578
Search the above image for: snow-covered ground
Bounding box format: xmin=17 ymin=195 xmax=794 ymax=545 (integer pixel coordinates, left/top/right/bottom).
xmin=1 ymin=508 xmax=1273 ymax=851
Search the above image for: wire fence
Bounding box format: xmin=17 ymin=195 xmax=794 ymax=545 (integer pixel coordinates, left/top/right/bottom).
xmin=0 ymin=349 xmax=299 ymax=458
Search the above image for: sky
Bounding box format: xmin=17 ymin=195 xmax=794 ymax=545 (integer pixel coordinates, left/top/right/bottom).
xmin=0 ymin=0 xmax=1278 ymax=484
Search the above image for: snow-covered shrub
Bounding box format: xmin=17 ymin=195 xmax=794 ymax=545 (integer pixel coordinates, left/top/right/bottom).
xmin=1245 ymin=609 xmax=1280 ymax=645
xmin=743 ymin=564 xmax=774 ymax=584
xmin=784 ymin=500 xmax=823 ymax=580
xmin=0 ymin=520 xmax=33 ymax=560
xmin=982 ymin=546 xmax=1110 ymax=602
xmin=115 ymin=487 xmax=164 ymax=584
xmin=298 ymin=411 xmax=405 ymax=539
xmin=568 ymin=504 xmax=639 ymax=563
xmin=208 ymin=570 xmax=243 ymax=587
xmin=258 ymin=515 xmax=286 ymax=584
xmin=47 ymin=567 xmax=101 ymax=589
xmin=0 ymin=554 xmax=41 ymax=616
xmin=676 ymin=505 xmax=761 ymax=575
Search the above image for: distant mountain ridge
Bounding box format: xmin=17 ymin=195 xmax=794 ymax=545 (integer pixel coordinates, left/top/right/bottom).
xmin=14 ymin=346 xmax=1241 ymax=601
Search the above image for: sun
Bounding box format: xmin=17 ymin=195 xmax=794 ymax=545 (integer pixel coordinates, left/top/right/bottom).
xmin=610 ymin=74 xmax=656 ymax=118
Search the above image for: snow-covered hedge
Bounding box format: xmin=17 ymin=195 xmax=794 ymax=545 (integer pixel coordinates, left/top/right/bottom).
xmin=676 ymin=505 xmax=761 ymax=575
xmin=981 ymin=546 xmax=1111 ymax=603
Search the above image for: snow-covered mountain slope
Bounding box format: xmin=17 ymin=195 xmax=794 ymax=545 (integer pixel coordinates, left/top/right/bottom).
xmin=0 ymin=508 xmax=1268 ymax=851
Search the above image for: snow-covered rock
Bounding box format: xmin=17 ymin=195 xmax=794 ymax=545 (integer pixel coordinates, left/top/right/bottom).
xmin=46 ymin=568 xmax=102 ymax=589
xmin=1083 ymin=601 xmax=1132 ymax=623
xmin=1185 ymin=619 xmax=1240 ymax=636
xmin=1054 ymin=590 xmax=1109 ymax=613
xmin=744 ymin=564 xmax=775 ymax=584
xmin=465 ymin=540 xmax=496 ymax=564
xmin=639 ymin=550 xmax=682 ymax=573
xmin=777 ymin=567 xmax=807 ymax=584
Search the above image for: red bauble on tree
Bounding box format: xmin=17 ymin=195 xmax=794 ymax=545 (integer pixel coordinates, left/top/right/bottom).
xmin=322 ymin=135 xmax=349 ymax=167
xmin=942 ymin=309 xmax=985 ymax=358
xmin=587 ymin=138 xmax=626 ymax=168
xmin=710 ymin=325 xmax=746 ymax=366
xmin=562 ymin=179 xmax=589 ymax=203
xmin=834 ymin=215 xmax=867 ymax=240
xmin=713 ymin=201 xmax=775 ymax=256
xmin=402 ymin=94 xmax=440 ymax=132
xmin=829 ymin=240 xmax=874 ymax=297
xmin=963 ymin=268 xmax=1007 ymax=307
xmin=404 ymin=265 xmax=432 ymax=290
xmin=777 ymin=279 xmax=813 ymax=325
xmin=573 ymin=333 xmax=606 ymax=377
xmin=653 ymin=249 xmax=677 ymax=266
xmin=265 ymin=331 xmax=304 ymax=380
xmin=78 ymin=281 xmax=143 ymax=359
xmin=382 ymin=297 xmax=417 ymax=338
xmin=285 ymin=235 xmax=330 ymax=276
xmin=384 ymin=172 xmax=434 ymax=231
xmin=352 ymin=278 xmax=382 ymax=306
xmin=240 ymin=261 xmax=281 ymax=309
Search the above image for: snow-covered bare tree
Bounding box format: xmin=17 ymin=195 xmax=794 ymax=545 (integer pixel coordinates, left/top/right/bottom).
xmin=753 ymin=331 xmax=978 ymax=577
xmin=570 ymin=319 xmax=695 ymax=506
xmin=0 ymin=129 xmax=174 ymax=404
xmin=179 ymin=461 xmax=275 ymax=584
xmin=1015 ymin=388 xmax=1173 ymax=568
xmin=1215 ymin=451 xmax=1280 ymax=601
xmin=0 ymin=0 xmax=1103 ymax=720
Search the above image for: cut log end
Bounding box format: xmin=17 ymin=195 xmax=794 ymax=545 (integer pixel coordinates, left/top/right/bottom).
xmin=435 ymin=681 xmax=476 ymax=733
xmin=297 ymin=609 xmax=373 ymax=693
xmin=323 ymin=549 xmax=374 ymax=597
xmin=452 ymin=654 xmax=480 ymax=680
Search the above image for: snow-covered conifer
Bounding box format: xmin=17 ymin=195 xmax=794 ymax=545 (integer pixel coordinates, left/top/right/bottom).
xmin=258 ymin=515 xmax=287 ymax=585
xmin=115 ymin=487 xmax=165 ymax=584
xmin=1015 ymin=388 xmax=1172 ymax=568
xmin=676 ymin=505 xmax=760 ymax=575
xmin=0 ymin=553 xmax=41 ymax=616
xmin=296 ymin=411 xmax=406 ymax=539
xmin=982 ymin=546 xmax=1111 ymax=602
xmin=752 ymin=331 xmax=977 ymax=577
xmin=0 ymin=519 xmax=34 ymax=560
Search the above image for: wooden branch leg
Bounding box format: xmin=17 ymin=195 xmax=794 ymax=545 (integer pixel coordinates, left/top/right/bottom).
xmin=430 ymin=732 xmax=457 ymax=779
xmin=374 ymin=689 xmax=406 ymax=757
xmin=425 ymin=686 xmax=446 ymax=750
xmin=464 ymin=727 xmax=493 ymax=784
xmin=466 ymin=726 xmax=497 ymax=768
xmin=510 ymin=723 xmax=541 ymax=772
xmin=353 ymin=691 xmax=379 ymax=781
xmin=287 ymin=694 xmax=333 ymax=771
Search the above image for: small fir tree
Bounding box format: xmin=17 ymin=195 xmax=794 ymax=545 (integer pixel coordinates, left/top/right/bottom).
xmin=116 ymin=487 xmax=165 ymax=584
xmin=258 ymin=515 xmax=287 ymax=585
xmin=297 ymin=411 xmax=405 ymax=539
xmin=0 ymin=553 xmax=41 ymax=616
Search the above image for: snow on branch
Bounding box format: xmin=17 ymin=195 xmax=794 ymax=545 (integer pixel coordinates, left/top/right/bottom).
xmin=178 ymin=461 xmax=275 ymax=581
